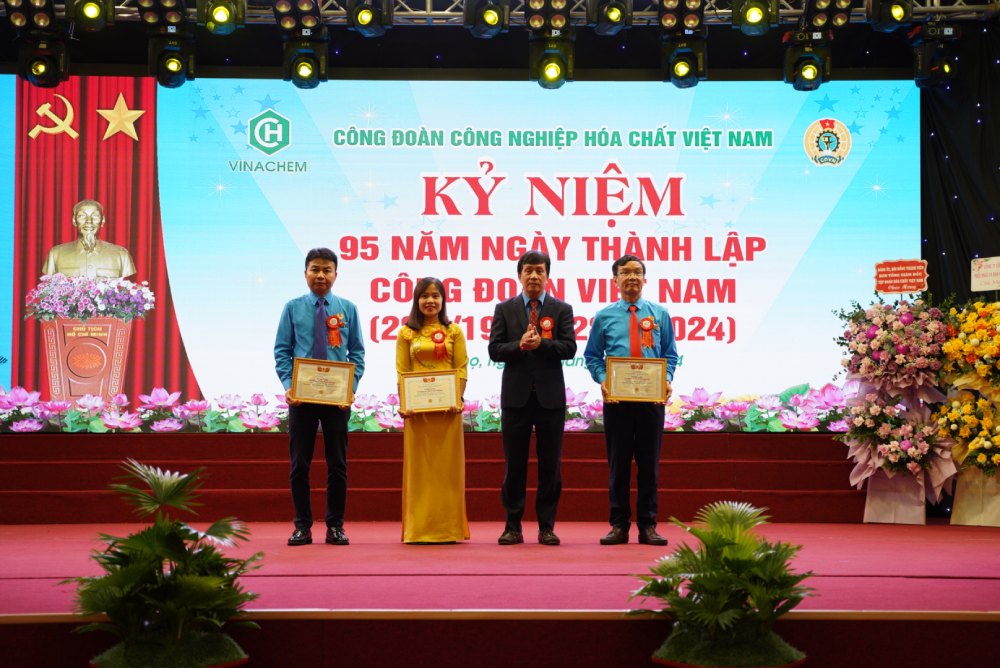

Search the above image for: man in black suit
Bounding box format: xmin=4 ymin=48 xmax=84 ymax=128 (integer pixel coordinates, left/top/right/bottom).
xmin=488 ymin=250 xmax=577 ymax=546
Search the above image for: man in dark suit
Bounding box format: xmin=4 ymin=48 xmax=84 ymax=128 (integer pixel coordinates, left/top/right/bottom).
xmin=488 ymin=250 xmax=577 ymax=546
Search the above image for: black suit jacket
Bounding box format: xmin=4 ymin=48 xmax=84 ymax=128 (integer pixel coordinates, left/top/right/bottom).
xmin=488 ymin=294 xmax=577 ymax=410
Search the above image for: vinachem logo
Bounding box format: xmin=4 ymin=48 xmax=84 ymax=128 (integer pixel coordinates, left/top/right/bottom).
xmin=248 ymin=108 xmax=291 ymax=156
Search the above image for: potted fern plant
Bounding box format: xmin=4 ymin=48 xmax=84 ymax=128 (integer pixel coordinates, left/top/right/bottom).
xmin=631 ymin=501 xmax=813 ymax=667
xmin=66 ymin=459 xmax=264 ymax=668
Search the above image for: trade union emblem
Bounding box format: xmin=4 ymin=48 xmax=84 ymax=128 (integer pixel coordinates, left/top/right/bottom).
xmin=803 ymin=118 xmax=851 ymax=167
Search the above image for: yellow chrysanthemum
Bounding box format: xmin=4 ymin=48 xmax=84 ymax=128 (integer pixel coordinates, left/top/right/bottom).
xmin=977 ymin=453 xmax=988 ymax=464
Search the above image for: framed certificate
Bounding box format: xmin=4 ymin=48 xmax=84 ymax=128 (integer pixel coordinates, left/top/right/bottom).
xmin=606 ymin=357 xmax=668 ymax=403
xmin=399 ymin=369 xmax=461 ymax=413
xmin=290 ymin=358 xmax=355 ymax=407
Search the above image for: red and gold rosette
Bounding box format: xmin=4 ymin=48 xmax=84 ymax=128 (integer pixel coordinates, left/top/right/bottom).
xmin=327 ymin=314 xmax=342 ymax=348
xmin=539 ymin=316 xmax=554 ymax=339
xmin=431 ymin=328 xmax=447 ymax=359
xmin=639 ymin=317 xmax=655 ymax=349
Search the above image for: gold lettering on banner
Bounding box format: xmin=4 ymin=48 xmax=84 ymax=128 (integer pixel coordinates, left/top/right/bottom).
xmin=96 ymin=93 xmax=146 ymax=141
xmin=28 ymin=94 xmax=79 ymax=140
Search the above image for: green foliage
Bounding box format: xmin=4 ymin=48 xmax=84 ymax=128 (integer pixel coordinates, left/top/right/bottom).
xmin=631 ymin=501 xmax=812 ymax=666
xmin=65 ymin=459 xmax=263 ymax=666
xmin=89 ymin=631 xmax=247 ymax=668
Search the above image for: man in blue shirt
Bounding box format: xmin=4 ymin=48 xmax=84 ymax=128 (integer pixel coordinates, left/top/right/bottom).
xmin=275 ymin=248 xmax=365 ymax=546
xmin=583 ymin=254 xmax=678 ymax=546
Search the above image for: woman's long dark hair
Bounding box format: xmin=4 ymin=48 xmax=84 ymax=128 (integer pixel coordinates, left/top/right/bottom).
xmin=404 ymin=277 xmax=451 ymax=330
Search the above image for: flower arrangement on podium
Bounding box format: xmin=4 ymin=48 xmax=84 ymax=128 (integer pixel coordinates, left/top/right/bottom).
xmin=941 ymin=301 xmax=1000 ymax=402
xmin=25 ymin=273 xmax=156 ymax=404
xmin=935 ymin=391 xmax=1000 ymax=526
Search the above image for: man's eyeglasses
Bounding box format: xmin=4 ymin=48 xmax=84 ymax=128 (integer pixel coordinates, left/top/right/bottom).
xmin=617 ymin=270 xmax=644 ymax=277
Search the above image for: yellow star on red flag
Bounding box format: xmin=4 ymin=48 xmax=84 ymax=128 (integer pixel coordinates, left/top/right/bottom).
xmin=96 ymin=93 xmax=146 ymax=141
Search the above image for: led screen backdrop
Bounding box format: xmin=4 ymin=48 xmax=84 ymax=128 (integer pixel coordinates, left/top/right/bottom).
xmin=1 ymin=75 xmax=920 ymax=428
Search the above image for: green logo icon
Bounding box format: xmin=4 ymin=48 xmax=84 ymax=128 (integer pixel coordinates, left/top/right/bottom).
xmin=248 ymin=109 xmax=291 ymax=156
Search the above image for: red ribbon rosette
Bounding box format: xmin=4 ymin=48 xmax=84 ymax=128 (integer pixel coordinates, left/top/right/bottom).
xmin=431 ymin=329 xmax=447 ymax=360
xmin=639 ymin=317 xmax=655 ymax=349
xmin=326 ymin=314 xmax=342 ymax=348
xmin=539 ymin=316 xmax=554 ymax=339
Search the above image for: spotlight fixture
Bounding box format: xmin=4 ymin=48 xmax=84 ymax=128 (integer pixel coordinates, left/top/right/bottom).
xmin=525 ymin=0 xmax=571 ymax=34
xmin=662 ymin=38 xmax=706 ymax=89
xmin=529 ymin=29 xmax=574 ymax=90
xmin=910 ymin=23 xmax=960 ymax=89
xmin=867 ymin=0 xmax=911 ymax=33
xmin=659 ymin=0 xmax=705 ymax=36
xmin=4 ymin=0 xmax=57 ymax=30
xmin=272 ymin=0 xmax=322 ymax=33
xmin=70 ymin=0 xmax=115 ymax=32
xmin=732 ymin=0 xmax=777 ymax=37
xmin=137 ymin=0 xmax=188 ymax=28
xmin=18 ymin=39 xmax=69 ymax=88
xmin=588 ymin=0 xmax=632 ymax=37
xmin=198 ymin=0 xmax=244 ymax=36
xmin=464 ymin=0 xmax=509 ymax=39
xmin=283 ymin=37 xmax=328 ymax=89
xmin=347 ymin=0 xmax=392 ymax=38
xmin=783 ymin=30 xmax=832 ymax=91
xmin=149 ymin=35 xmax=195 ymax=88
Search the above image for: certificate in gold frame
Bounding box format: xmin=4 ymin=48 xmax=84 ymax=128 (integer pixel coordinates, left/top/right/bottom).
xmin=399 ymin=369 xmax=461 ymax=413
xmin=606 ymin=357 xmax=668 ymax=403
xmin=290 ymin=358 xmax=355 ymax=407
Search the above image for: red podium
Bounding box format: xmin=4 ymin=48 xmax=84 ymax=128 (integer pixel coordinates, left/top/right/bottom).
xmin=41 ymin=317 xmax=133 ymax=402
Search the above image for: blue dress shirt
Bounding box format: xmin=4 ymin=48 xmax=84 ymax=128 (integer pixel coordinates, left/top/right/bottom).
xmin=583 ymin=298 xmax=678 ymax=384
xmin=274 ymin=291 xmax=366 ymax=392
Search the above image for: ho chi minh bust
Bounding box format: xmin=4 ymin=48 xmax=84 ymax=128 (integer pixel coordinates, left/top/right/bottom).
xmin=42 ymin=199 xmax=137 ymax=279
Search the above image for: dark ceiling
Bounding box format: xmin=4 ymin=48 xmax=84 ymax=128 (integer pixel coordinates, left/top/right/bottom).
xmin=0 ymin=20 xmax=919 ymax=81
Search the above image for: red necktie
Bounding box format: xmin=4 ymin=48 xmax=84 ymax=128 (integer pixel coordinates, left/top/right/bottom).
xmin=529 ymin=299 xmax=539 ymax=329
xmin=628 ymin=305 xmax=642 ymax=357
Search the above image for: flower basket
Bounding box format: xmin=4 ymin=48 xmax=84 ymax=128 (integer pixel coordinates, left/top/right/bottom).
xmin=951 ymin=467 xmax=1000 ymax=527
xmin=41 ymin=317 xmax=132 ymax=403
xmin=863 ymin=469 xmax=925 ymax=524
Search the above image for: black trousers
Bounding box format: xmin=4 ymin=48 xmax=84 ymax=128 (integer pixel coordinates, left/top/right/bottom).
xmin=288 ymin=402 xmax=349 ymax=530
xmin=602 ymin=401 xmax=665 ymax=531
xmin=500 ymin=392 xmax=564 ymax=531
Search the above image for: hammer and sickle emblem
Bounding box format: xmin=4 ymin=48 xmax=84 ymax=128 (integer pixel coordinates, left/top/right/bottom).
xmin=28 ymin=94 xmax=79 ymax=140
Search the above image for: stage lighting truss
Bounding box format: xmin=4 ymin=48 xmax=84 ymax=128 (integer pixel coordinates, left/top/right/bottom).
xmin=525 ymin=0 xmax=571 ymax=35
xmin=70 ymin=0 xmax=115 ymax=32
xmin=911 ymin=21 xmax=959 ymax=88
xmin=284 ymin=34 xmax=329 ymax=88
xmin=732 ymin=0 xmax=777 ymax=37
xmin=866 ymin=0 xmax=912 ymax=32
xmin=3 ymin=0 xmax=57 ymax=31
xmin=529 ymin=28 xmax=574 ymax=89
xmin=197 ymin=0 xmax=244 ymax=35
xmin=464 ymin=0 xmax=509 ymax=38
xmin=662 ymin=36 xmax=706 ymax=88
xmin=149 ymin=33 xmax=195 ymax=88
xmin=18 ymin=38 xmax=69 ymax=88
xmin=347 ymin=0 xmax=392 ymax=37
xmin=272 ymin=0 xmax=322 ymax=34
xmin=588 ymin=0 xmax=632 ymax=37
xmin=783 ymin=29 xmax=832 ymax=91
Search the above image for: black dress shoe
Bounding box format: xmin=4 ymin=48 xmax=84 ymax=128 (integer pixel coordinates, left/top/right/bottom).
xmin=599 ymin=526 xmax=628 ymax=545
xmin=638 ymin=526 xmax=668 ymax=546
xmin=288 ymin=527 xmax=312 ymax=546
xmin=498 ymin=528 xmax=524 ymax=545
xmin=537 ymin=528 xmax=561 ymax=546
xmin=325 ymin=526 xmax=350 ymax=545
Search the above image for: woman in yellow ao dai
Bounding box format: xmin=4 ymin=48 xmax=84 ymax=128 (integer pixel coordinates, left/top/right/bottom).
xmin=395 ymin=277 xmax=470 ymax=543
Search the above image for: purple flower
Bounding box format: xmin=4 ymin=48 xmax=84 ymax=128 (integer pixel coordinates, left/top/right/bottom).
xmin=462 ymin=399 xmax=481 ymax=416
xmin=352 ymin=393 xmax=379 ymax=412
xmin=240 ymin=410 xmax=280 ymax=430
xmin=865 ymin=325 xmax=879 ymax=339
xmin=37 ymin=400 xmax=71 ymax=417
xmin=10 ymin=418 xmax=45 ymax=432
xmin=693 ymin=418 xmax=726 ymax=432
xmin=564 ymin=418 xmax=591 ymax=432
xmin=579 ymin=400 xmax=603 ymax=420
xmin=664 ymin=412 xmax=686 ymax=430
xmin=565 ymin=388 xmax=589 ymax=408
xmin=101 ymin=411 xmax=143 ymax=431
xmin=754 ymin=395 xmax=782 ymax=414
xmin=76 ymin=394 xmax=105 ymax=416
xmin=4 ymin=387 xmax=40 ymax=409
xmin=215 ymin=394 xmax=244 ymax=411
xmin=826 ymin=419 xmax=850 ymax=433
xmin=110 ymin=393 xmax=130 ymax=408
xmin=151 ymin=418 xmax=185 ymax=432
xmin=679 ymin=387 xmax=722 ymax=412
xmin=274 ymin=394 xmax=289 ymax=410
xmin=138 ymin=387 xmax=182 ymax=410
xmin=386 ymin=393 xmax=400 ymax=407
xmin=779 ymin=410 xmax=820 ymax=430
xmin=899 ymin=312 xmax=914 ymax=326
xmin=249 ymin=393 xmax=269 ymax=406
xmin=716 ymin=401 xmax=751 ymax=420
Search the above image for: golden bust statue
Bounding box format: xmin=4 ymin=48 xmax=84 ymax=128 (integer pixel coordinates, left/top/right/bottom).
xmin=42 ymin=199 xmax=137 ymax=279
